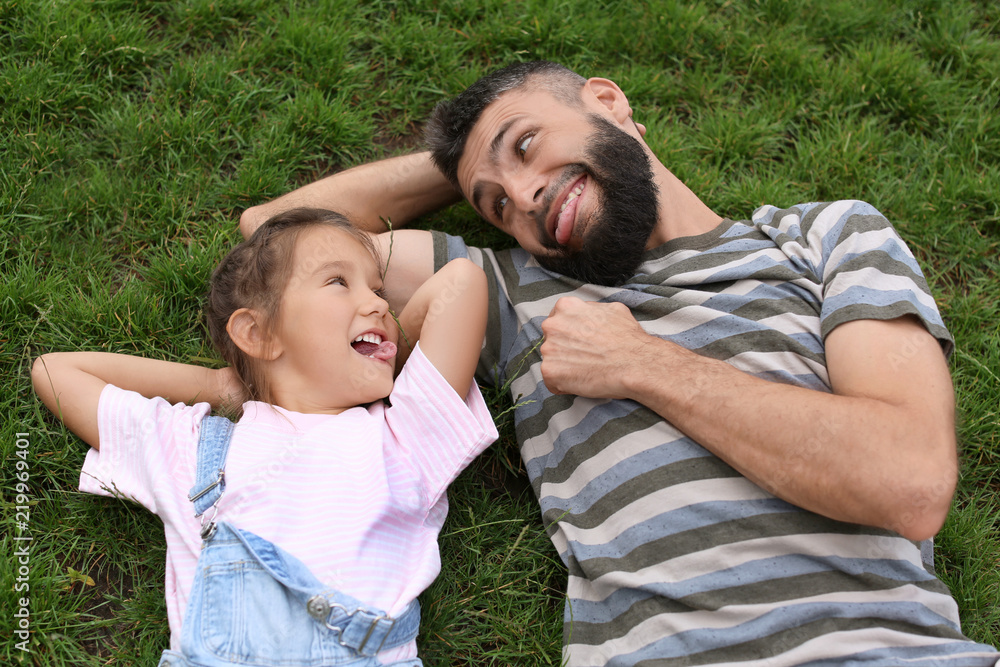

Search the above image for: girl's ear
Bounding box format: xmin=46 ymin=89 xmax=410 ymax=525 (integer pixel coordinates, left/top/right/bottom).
xmin=227 ymin=308 xmax=282 ymax=361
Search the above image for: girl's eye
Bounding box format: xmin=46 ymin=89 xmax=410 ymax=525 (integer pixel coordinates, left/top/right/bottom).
xmin=327 ymin=276 xmax=346 ymax=287
xmin=516 ymin=134 xmax=533 ymax=157
xmin=494 ymin=195 xmax=509 ymax=220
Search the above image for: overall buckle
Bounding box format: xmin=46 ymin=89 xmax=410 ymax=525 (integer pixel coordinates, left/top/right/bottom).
xmin=306 ymin=596 xmax=397 ymax=656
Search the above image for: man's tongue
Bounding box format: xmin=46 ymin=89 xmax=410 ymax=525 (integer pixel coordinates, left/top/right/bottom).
xmin=352 ymin=340 xmax=397 ymax=361
xmin=555 ymin=197 xmax=579 ymax=246
xmin=555 ymin=179 xmax=585 ymax=246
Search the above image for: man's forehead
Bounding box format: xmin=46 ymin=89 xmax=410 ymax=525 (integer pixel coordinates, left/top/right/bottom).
xmin=466 ymin=90 xmax=534 ymax=152
xmin=470 ymin=85 xmax=562 ymax=139
xmin=458 ymin=88 xmax=553 ymax=186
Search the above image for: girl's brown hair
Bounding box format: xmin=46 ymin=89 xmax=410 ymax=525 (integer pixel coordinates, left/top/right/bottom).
xmin=205 ymin=208 xmax=380 ymax=408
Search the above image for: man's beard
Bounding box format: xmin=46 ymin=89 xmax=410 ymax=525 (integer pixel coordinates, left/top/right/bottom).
xmin=533 ymin=114 xmax=660 ymax=287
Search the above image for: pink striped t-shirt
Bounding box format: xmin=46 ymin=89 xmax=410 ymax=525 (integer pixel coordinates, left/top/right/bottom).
xmin=80 ymin=343 xmax=498 ymax=660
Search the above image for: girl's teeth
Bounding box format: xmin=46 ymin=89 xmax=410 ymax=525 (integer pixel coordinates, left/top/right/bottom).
xmin=354 ymin=333 xmax=382 ymax=344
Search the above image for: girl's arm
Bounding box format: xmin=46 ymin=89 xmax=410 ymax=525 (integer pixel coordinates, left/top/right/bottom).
xmin=31 ymin=352 xmax=237 ymax=450
xmin=394 ymin=259 xmax=488 ymax=397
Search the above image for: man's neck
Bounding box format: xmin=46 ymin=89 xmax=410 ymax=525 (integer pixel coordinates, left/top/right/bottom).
xmin=646 ymin=162 xmax=723 ymax=249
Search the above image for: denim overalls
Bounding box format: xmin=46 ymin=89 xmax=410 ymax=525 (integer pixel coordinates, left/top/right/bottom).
xmin=158 ymin=416 xmax=422 ymax=667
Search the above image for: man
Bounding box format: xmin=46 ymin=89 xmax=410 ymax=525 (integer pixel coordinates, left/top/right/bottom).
xmin=240 ymin=62 xmax=999 ymax=666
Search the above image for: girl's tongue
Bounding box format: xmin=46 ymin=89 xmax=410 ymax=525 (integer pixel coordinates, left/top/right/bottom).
xmin=352 ymin=339 xmax=397 ymax=360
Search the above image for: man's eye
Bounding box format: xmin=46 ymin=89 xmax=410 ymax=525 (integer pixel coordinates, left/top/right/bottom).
xmin=494 ymin=195 xmax=509 ymax=219
xmin=516 ymin=134 xmax=533 ymax=157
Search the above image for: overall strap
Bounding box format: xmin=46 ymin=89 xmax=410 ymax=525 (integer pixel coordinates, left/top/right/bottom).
xmin=222 ymin=522 xmax=422 ymax=656
xmin=186 ymin=415 xmax=235 ymax=538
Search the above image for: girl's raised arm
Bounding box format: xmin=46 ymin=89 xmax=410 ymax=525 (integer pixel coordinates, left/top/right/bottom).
xmin=394 ymin=259 xmax=488 ymax=397
xmin=31 ymin=352 xmax=237 ymax=450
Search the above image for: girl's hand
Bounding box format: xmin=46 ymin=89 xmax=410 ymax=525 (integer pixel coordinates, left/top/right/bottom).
xmin=211 ymin=367 xmax=244 ymax=408
xmin=32 ymin=352 xmax=239 ymax=450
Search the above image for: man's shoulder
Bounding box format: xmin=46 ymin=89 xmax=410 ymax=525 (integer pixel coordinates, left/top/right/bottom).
xmin=432 ymin=230 xmax=540 ymax=278
xmin=749 ymin=200 xmax=890 ymax=231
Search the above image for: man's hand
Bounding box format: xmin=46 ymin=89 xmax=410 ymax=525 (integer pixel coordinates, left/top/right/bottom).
xmin=540 ymin=297 xmax=654 ymax=399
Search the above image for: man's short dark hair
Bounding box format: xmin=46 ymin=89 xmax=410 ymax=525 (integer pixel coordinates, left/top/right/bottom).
xmin=424 ymin=61 xmax=587 ymax=190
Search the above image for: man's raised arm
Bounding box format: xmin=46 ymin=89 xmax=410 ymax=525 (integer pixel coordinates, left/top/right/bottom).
xmin=239 ymin=151 xmax=460 ymax=238
xmin=238 ymin=151 xmax=460 ymax=315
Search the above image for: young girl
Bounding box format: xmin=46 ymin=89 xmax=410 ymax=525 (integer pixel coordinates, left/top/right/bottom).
xmin=31 ymin=208 xmax=497 ymax=667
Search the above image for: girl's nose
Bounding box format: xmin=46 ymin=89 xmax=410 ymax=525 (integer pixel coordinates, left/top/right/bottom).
xmin=361 ymin=290 xmax=389 ymax=317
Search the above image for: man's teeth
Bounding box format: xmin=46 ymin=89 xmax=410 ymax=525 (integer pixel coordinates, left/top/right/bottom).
xmin=560 ymin=183 xmax=585 ymax=213
xmin=354 ymin=333 xmax=383 ymax=345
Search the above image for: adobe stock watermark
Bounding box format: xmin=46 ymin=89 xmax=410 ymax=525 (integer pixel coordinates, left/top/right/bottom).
xmin=12 ymin=431 xmax=32 ymax=652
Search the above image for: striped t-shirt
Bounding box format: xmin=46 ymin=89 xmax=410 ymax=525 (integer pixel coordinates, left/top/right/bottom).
xmin=80 ymin=343 xmax=498 ymax=658
xmin=433 ymin=201 xmax=999 ymax=666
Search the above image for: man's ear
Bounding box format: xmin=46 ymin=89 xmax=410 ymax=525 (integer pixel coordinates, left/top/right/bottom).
xmin=583 ymin=77 xmax=633 ymax=125
xmin=227 ymin=308 xmax=282 ymax=361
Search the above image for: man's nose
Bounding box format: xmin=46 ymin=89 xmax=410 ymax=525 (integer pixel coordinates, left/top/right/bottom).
xmin=507 ymin=171 xmax=546 ymax=212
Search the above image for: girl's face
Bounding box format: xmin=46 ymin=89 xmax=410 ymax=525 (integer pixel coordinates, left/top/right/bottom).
xmin=268 ymin=225 xmax=398 ymax=413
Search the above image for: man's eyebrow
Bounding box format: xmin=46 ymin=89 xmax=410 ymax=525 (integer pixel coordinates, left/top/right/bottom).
xmin=488 ymin=117 xmax=519 ymax=165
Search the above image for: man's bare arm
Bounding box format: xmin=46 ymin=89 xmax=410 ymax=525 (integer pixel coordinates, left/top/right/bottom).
xmin=539 ymin=300 xmax=957 ymax=541
xmin=239 ymin=151 xmax=457 ymax=315
xmin=239 ymin=152 xmax=460 ymax=238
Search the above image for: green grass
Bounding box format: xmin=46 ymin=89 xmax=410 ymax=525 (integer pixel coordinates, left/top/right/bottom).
xmin=2 ymin=0 xmax=998 ymax=663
